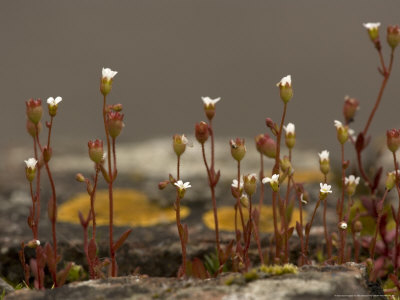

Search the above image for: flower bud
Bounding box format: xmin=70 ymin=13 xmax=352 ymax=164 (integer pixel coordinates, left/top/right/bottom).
xmin=26 ymin=120 xmax=42 ymax=138
xmin=75 ymin=173 xmax=86 ymax=182
xmin=88 ymin=139 xmax=104 ymax=163
xmin=283 ymin=123 xmax=295 ymax=149
xmin=363 ymin=22 xmax=381 ymax=43
xmin=26 ymin=98 xmax=43 ymax=125
xmin=43 ymin=146 xmax=52 ymax=163
xmin=318 ymin=150 xmax=330 ymax=175
xmin=387 ymin=25 xmax=400 ymax=49
xmin=334 ymin=120 xmax=348 ymax=144
xmin=280 ymin=156 xmax=292 ymax=173
xmin=173 ymin=134 xmax=189 ymax=157
xmin=112 ymin=103 xmax=123 ymax=112
xmin=107 ymin=111 xmax=125 ymax=138
xmin=24 ymin=158 xmax=38 ymax=182
xmin=195 ymin=121 xmax=209 ymax=144
xmin=353 ymin=220 xmax=363 ymax=233
xmin=387 ymin=129 xmax=400 ymax=153
xmin=230 ymin=138 xmax=246 ymax=162
xmin=276 ymin=75 xmax=293 ymax=104
xmin=240 ymin=194 xmax=249 ymax=208
xmin=100 ymin=68 xmax=118 ymax=96
xmin=158 ymin=180 xmax=170 ymax=190
xmin=338 ymin=221 xmax=348 ymax=230
xmin=345 ymin=175 xmax=360 ymax=196
xmin=255 ymin=134 xmax=276 ymax=158
xmin=201 ymin=97 xmax=221 ymax=120
xmin=386 ymin=170 xmax=398 ymax=190
xmin=343 ymin=96 xmax=359 ymax=123
xmin=47 ymin=97 xmax=62 ymax=117
xmin=26 ymin=239 xmax=40 ymax=248
xmin=244 ymin=174 xmax=257 ymax=196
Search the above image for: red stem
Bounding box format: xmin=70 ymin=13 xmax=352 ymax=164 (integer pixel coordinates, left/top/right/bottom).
xmin=103 ymin=95 xmax=116 ymax=277
xmin=338 ymin=143 xmax=346 ymax=264
xmin=36 ymin=128 xmax=58 ymax=287
xmin=362 ymin=49 xmax=394 ymax=136
xmin=393 ymin=152 xmax=400 ymax=272
xmin=370 ymin=189 xmax=389 ymax=260
xmin=259 ymin=153 xmax=264 ymax=215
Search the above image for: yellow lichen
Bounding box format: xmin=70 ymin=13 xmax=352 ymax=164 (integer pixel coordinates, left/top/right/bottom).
xmin=58 ymin=188 xmax=190 ymax=227
xmin=203 ymin=205 xmax=305 ymax=233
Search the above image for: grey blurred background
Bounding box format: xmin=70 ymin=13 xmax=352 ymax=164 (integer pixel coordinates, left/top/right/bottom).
xmin=1 ymin=1 xmax=400 ymax=163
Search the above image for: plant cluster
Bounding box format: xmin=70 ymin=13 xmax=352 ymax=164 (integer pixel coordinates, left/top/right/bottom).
xmin=18 ymin=22 xmax=400 ymax=297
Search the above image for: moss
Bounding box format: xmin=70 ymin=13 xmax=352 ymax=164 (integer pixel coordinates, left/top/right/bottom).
xmin=227 ymin=264 xmax=298 ymax=285
xmin=258 ymin=264 xmax=298 ymax=276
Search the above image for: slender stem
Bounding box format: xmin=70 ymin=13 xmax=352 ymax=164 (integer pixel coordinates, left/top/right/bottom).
xmin=29 ymin=181 xmax=37 ymax=240
xmin=271 ymin=191 xmax=280 ymax=261
xmin=103 ymin=95 xmax=116 ymax=276
xmin=91 ymin=167 xmax=100 ymax=240
xmin=47 ymin=116 xmax=53 ymax=149
xmin=175 ymin=192 xmax=186 ymax=277
xmin=293 ymin=178 xmax=305 ymax=265
xmin=177 ymin=155 xmax=180 ymax=180
xmin=236 ymin=161 xmax=245 ymax=236
xmin=305 ymin=198 xmax=321 ymax=258
xmin=356 ymin=150 xmax=373 ymax=192
xmin=36 ymin=129 xmax=58 ymax=286
xmin=322 ymin=174 xmax=331 ymax=260
xmin=392 ymin=152 xmax=400 ymax=272
xmin=202 ymin=143 xmax=221 ymax=256
xmin=244 ymin=195 xmax=253 ymax=270
xmin=210 ymin=119 xmax=215 ymax=171
xmin=338 ymin=143 xmax=346 ymax=264
xmin=278 ymin=193 xmax=289 ymax=263
xmin=370 ymin=189 xmax=389 ymax=260
xmin=273 ymin=103 xmax=287 ymax=175
xmin=259 ymin=153 xmax=264 ymax=215
xmin=363 ymin=49 xmax=394 ymax=136
xmin=112 ymin=138 xmax=117 ymax=180
xmin=252 ymin=218 xmax=264 ymax=265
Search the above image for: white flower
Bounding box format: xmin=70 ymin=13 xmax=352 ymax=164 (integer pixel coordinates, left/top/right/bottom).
xmin=389 ymin=170 xmax=400 ymax=176
xmin=201 ymin=97 xmax=221 ymax=106
xmin=263 ymin=174 xmax=280 ymax=192
xmin=283 ymin=123 xmax=295 ymax=135
xmin=345 ymin=175 xmax=360 ymax=186
xmin=339 ymin=222 xmax=348 ymax=230
xmin=181 ymin=134 xmax=193 ymax=147
xmin=300 ymin=193 xmax=308 ymax=205
xmin=231 ymin=178 xmax=244 ymax=189
xmin=363 ymin=22 xmax=381 ymax=30
xmin=245 ymin=173 xmax=257 ymax=181
xmin=348 ymin=128 xmax=356 ymax=139
xmin=174 ymin=180 xmax=191 ymax=191
xmin=320 ymin=183 xmax=332 ymax=194
xmin=318 ymin=150 xmax=329 ymax=162
xmin=24 ymin=158 xmax=38 ymax=169
xmin=262 ymin=174 xmax=279 ymax=185
xmin=102 ymin=67 xmax=118 ymax=80
xmin=334 ymin=120 xmax=344 ymax=129
xmin=277 ymin=75 xmax=291 ymax=87
xmin=47 ymin=96 xmax=62 ymax=107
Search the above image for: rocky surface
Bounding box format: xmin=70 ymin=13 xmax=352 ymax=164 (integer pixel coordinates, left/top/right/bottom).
xmin=4 ymin=264 xmax=384 ymax=300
